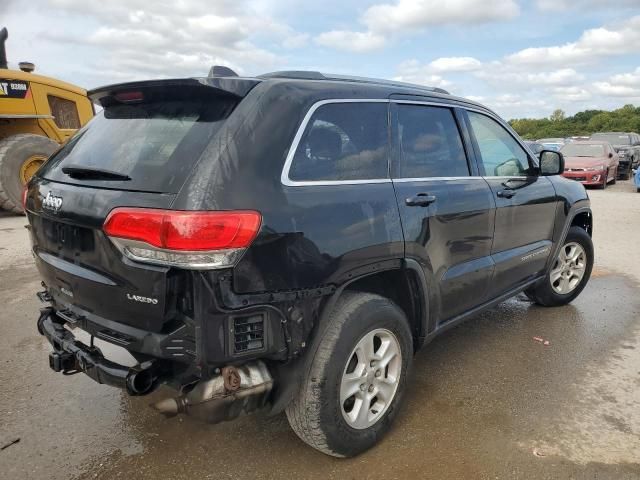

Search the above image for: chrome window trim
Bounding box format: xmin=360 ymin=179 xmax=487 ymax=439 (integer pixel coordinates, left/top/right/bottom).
xmin=281 ymin=99 xmax=391 ymax=187
xmin=392 ymin=176 xmax=485 ymax=183
xmin=279 ymin=97 xmax=526 ymax=187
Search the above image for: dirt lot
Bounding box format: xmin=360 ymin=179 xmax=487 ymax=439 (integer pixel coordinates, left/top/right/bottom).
xmin=1 ymin=180 xmax=639 ymax=480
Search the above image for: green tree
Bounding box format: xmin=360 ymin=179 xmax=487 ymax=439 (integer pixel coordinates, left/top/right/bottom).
xmin=550 ymin=109 xmax=565 ymax=122
xmin=509 ymin=105 xmax=640 ymax=139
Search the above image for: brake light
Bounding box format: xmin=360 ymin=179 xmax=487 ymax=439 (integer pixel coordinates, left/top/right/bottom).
xmin=103 ymin=208 xmax=261 ymax=269
xmin=114 ymin=91 xmax=144 ymax=103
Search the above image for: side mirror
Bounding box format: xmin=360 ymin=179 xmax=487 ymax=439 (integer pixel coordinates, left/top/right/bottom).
xmin=539 ymin=150 xmax=564 ymax=176
xmin=608 ymin=152 xmax=613 ymax=158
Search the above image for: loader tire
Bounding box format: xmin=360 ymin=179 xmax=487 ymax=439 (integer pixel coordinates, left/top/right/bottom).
xmin=0 ymin=134 xmax=58 ymax=214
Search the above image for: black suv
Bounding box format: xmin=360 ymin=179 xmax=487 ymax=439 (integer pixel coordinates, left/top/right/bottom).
xmin=26 ymin=69 xmax=594 ymax=458
xmin=590 ymin=131 xmax=640 ymax=179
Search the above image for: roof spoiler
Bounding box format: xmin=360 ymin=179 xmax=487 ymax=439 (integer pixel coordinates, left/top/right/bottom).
xmin=89 ymin=77 xmax=261 ymax=106
xmin=0 ymin=27 xmax=8 ymax=69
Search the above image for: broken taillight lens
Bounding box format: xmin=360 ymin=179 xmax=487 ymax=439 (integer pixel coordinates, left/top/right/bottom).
xmin=103 ymin=208 xmax=261 ymax=269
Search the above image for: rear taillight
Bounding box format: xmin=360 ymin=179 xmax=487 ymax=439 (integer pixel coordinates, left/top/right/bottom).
xmin=103 ymin=208 xmax=261 ymax=269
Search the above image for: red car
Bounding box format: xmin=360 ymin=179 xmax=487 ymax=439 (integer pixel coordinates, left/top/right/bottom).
xmin=560 ymin=141 xmax=619 ymax=188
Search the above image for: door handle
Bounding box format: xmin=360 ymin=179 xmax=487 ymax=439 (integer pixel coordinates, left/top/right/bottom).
xmin=497 ymin=189 xmax=517 ymax=198
xmin=405 ymin=193 xmax=437 ymax=207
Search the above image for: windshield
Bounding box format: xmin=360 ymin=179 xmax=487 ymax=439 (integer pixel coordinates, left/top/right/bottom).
xmin=41 ymin=95 xmax=237 ymax=193
xmin=590 ymin=133 xmax=630 ymax=145
xmin=561 ymin=143 xmax=605 ymax=157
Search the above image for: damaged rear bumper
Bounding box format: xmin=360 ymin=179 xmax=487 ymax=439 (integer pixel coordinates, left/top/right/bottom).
xmin=37 ymin=307 xmax=275 ymax=424
xmin=37 ymin=307 xmax=161 ymax=395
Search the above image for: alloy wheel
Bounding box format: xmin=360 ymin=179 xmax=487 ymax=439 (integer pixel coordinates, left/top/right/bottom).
xmin=339 ymin=328 xmax=402 ymax=430
xmin=550 ymin=242 xmax=587 ymax=294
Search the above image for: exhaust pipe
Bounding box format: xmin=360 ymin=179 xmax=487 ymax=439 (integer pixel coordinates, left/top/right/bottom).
xmin=0 ymin=28 xmax=8 ymax=69
xmin=153 ymin=361 xmax=273 ymax=424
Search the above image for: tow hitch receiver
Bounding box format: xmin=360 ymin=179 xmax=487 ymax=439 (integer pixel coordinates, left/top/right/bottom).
xmin=37 ymin=308 xmax=161 ymax=395
xmin=49 ymin=350 xmax=76 ymax=373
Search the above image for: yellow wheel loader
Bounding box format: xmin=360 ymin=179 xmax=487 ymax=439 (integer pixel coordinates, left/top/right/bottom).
xmin=0 ymin=27 xmax=93 ymax=213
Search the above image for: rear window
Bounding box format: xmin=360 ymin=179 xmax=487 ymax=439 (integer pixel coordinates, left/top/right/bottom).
xmin=560 ymin=143 xmax=605 ymax=157
xmin=41 ymin=92 xmax=236 ymax=193
xmin=288 ymin=102 xmax=389 ymax=182
xmin=590 ymin=133 xmax=630 ymax=145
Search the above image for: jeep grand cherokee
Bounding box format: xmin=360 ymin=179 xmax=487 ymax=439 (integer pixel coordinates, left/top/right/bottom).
xmin=25 ymin=68 xmax=593 ymax=457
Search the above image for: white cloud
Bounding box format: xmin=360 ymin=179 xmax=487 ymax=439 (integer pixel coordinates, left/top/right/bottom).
xmin=315 ymin=0 xmax=519 ymax=53
xmin=393 ymin=60 xmax=452 ymax=88
xmin=477 ymin=67 xmax=584 ymax=88
xmin=608 ymin=67 xmax=640 ymax=86
xmin=315 ymin=30 xmax=386 ymax=53
xmin=592 ymin=82 xmax=640 ymax=97
xmin=592 ymin=67 xmax=640 ymax=98
xmin=429 ymin=57 xmax=482 ymax=72
xmin=9 ymin=0 xmax=308 ymax=86
xmin=536 ymin=0 xmax=640 ymax=11
xmin=506 ymin=15 xmax=640 ymax=66
xmin=363 ymin=0 xmax=519 ymax=33
xmin=550 ymin=86 xmax=592 ymax=102
xmin=464 ymin=95 xmax=486 ymax=103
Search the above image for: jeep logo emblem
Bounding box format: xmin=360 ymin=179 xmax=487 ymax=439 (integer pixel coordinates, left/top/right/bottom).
xmin=42 ymin=191 xmax=63 ymax=213
xmin=126 ymin=293 xmax=159 ymax=305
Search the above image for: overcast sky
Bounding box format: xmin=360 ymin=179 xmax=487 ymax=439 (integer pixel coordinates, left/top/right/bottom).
xmin=2 ymin=0 xmax=640 ymax=119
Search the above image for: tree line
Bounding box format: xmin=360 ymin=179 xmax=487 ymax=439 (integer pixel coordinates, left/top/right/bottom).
xmin=508 ymin=104 xmax=640 ymax=140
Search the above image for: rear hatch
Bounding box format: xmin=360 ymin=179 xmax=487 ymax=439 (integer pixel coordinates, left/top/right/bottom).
xmin=26 ymin=79 xmax=248 ymax=332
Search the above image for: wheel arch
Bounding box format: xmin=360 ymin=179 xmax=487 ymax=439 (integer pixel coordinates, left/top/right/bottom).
xmin=545 ymin=206 xmax=593 ymax=274
xmin=571 ymin=210 xmax=593 ymax=237
xmin=267 ymin=260 xmax=429 ymax=415
xmin=339 ymin=261 xmax=428 ymax=352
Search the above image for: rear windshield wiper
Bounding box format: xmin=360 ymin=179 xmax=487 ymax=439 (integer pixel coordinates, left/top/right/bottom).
xmin=61 ymin=165 xmax=131 ymax=181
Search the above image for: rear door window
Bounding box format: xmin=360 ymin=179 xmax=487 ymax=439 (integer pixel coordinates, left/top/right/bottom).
xmin=41 ymin=90 xmax=237 ymax=193
xmin=394 ymin=104 xmax=469 ymax=178
xmin=288 ymin=102 xmax=389 ymax=182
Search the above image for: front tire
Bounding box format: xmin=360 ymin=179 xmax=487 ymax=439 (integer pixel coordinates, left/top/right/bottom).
xmin=0 ymin=134 xmax=59 ymax=214
xmin=286 ymin=292 xmax=413 ymax=457
xmin=525 ymin=226 xmax=593 ymax=307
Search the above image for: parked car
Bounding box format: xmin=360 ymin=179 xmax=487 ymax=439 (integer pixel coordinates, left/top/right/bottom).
xmin=524 ymin=140 xmax=545 ymax=156
xmin=589 ymin=132 xmax=640 ymax=180
xmin=635 ymin=167 xmax=640 ymax=192
xmin=560 ymin=141 xmax=619 ymax=189
xmin=25 ymin=69 xmax=594 ymax=458
xmin=537 ymin=138 xmax=565 ymax=151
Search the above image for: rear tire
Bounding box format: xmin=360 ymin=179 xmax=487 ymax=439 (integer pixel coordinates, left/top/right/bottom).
xmin=286 ymin=292 xmax=413 ymax=457
xmin=525 ymin=226 xmax=593 ymax=307
xmin=0 ymin=134 xmax=58 ymax=214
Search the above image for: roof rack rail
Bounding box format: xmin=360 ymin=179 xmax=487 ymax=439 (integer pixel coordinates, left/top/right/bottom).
xmin=258 ymin=71 xmax=326 ymax=80
xmin=258 ymin=70 xmax=450 ymax=95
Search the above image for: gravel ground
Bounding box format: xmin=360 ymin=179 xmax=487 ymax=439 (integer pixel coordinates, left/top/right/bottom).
xmin=0 ymin=179 xmax=639 ymax=479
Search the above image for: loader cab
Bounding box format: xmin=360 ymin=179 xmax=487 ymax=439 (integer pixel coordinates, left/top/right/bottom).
xmin=0 ymin=26 xmax=94 ymax=213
